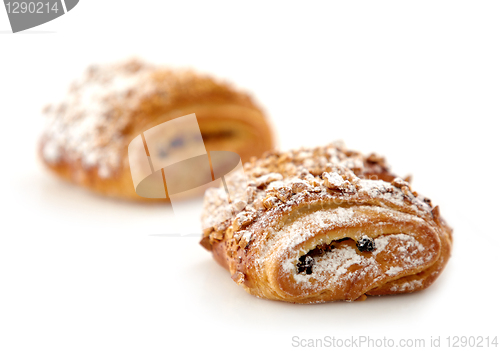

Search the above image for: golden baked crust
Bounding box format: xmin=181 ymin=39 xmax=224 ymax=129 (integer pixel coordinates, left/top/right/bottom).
xmin=200 ymin=142 xmax=452 ymax=303
xmin=39 ymin=59 xmax=275 ymax=200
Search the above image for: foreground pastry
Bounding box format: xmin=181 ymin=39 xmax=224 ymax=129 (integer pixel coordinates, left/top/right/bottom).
xmin=39 ymin=59 xmax=274 ymax=200
xmin=200 ymin=143 xmax=452 ymax=303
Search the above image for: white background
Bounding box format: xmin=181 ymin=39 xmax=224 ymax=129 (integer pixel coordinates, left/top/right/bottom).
xmin=1 ymin=1 xmax=499 ymax=350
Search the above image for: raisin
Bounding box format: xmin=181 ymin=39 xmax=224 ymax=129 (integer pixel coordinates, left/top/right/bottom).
xmin=356 ymin=236 xmax=375 ymax=252
xmin=297 ymin=255 xmax=315 ymax=274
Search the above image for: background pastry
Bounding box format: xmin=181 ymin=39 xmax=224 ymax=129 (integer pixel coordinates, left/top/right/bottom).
xmin=39 ymin=59 xmax=275 ymax=200
xmin=200 ymin=142 xmax=452 ymax=303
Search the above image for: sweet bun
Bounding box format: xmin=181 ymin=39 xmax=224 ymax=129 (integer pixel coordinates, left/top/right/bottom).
xmin=200 ymin=142 xmax=452 ymax=303
xmin=40 ymin=59 xmax=275 ymax=200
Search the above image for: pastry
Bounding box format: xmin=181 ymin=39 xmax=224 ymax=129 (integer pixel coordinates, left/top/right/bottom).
xmin=200 ymin=142 xmax=452 ymax=303
xmin=39 ymin=59 xmax=275 ymax=200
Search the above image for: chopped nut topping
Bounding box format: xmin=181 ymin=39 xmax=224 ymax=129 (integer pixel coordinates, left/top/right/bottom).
xmin=246 ymin=185 xmax=257 ymax=204
xmin=297 ymin=167 xmax=310 ymax=179
xmin=322 ymin=171 xmax=344 ymax=189
xmin=249 ymin=198 xmax=265 ymax=211
xmin=232 ymin=211 xmax=258 ymax=231
xmin=366 ymin=153 xmax=385 ymax=165
xmin=275 ymin=186 xmax=292 ymax=202
xmin=278 ymin=153 xmax=291 ymax=164
xmin=215 ymin=220 xmax=230 ymax=233
xmin=233 ymin=232 xmax=241 ymax=242
xmin=290 ymin=179 xmax=310 ymax=193
xmin=226 ymin=226 xmax=234 ymax=239
xmin=305 ymin=174 xmax=321 ymax=187
xmin=255 ymin=173 xmax=283 ymax=188
xmin=231 ymin=271 xmax=245 ymax=285
xmin=212 ymin=231 xmax=224 ymax=240
xmin=263 ymin=195 xmax=280 ymax=209
xmin=238 ymin=230 xmax=253 ymax=248
xmin=202 ymin=226 xmax=214 ymax=237
xmin=431 ymin=206 xmax=440 ymax=218
xmin=391 ymin=177 xmax=409 ymax=189
xmin=322 ymin=171 xmax=356 ymax=193
xmin=231 ymin=200 xmax=247 ymax=215
xmin=401 ymin=185 xmax=413 ymax=197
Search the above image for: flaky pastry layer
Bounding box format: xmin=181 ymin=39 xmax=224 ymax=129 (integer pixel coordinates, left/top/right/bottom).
xmin=200 ymin=143 xmax=452 ymax=303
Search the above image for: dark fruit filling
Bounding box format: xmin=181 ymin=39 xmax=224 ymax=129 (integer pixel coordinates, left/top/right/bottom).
xmin=356 ymin=235 xmax=376 ymax=252
xmin=297 ymin=255 xmax=315 ymax=274
xmin=296 ymin=241 xmax=336 ymax=275
xmin=296 ymin=236 xmax=376 ymax=275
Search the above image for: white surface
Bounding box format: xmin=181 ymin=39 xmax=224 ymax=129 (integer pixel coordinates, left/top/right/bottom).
xmin=1 ymin=1 xmax=499 ymax=350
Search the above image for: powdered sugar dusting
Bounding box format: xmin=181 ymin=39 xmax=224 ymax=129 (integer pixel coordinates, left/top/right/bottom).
xmin=323 ymin=172 xmax=345 ymax=188
xmin=386 ymin=266 xmax=404 ymax=276
xmin=283 ymin=232 xmax=430 ymax=292
xmin=42 ymin=59 xmax=247 ymax=179
xmin=42 ymin=60 xmax=156 ymax=177
xmin=259 ymin=207 xmax=357 ymax=269
xmin=390 ymin=279 xmax=424 ymax=292
xmin=282 ymin=207 xmax=356 ymax=248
